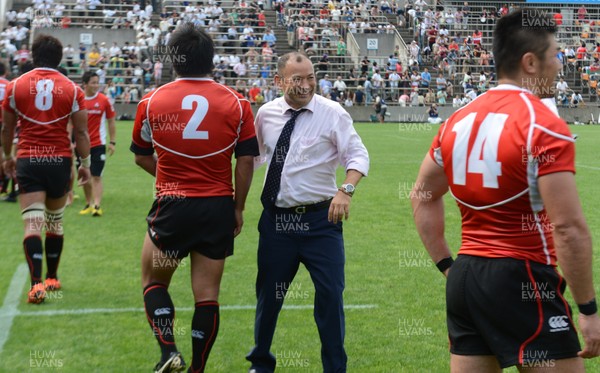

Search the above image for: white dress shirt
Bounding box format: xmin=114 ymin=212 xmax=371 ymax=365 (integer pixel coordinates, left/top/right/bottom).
xmin=255 ymin=94 xmax=370 ymax=207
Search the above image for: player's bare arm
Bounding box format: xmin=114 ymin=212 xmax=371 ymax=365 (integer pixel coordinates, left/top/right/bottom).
xmin=1 ymin=109 xmax=17 ymax=178
xmin=107 ymin=116 xmax=116 ymax=156
xmin=134 ymin=154 xmax=157 ymax=177
xmin=411 ymin=154 xmax=452 ymax=277
xmin=233 ymin=155 xmax=254 ymax=237
xmin=329 ymin=169 xmax=363 ymax=224
xmin=72 ymin=109 xmax=91 ymax=185
xmin=538 ymin=171 xmax=600 ymax=358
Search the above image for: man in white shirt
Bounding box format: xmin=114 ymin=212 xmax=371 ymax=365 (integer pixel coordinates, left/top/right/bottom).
xmin=109 ymin=42 xmax=121 ymax=58
xmin=63 ymin=43 xmax=75 ymax=67
xmin=333 ymin=75 xmax=347 ymax=94
xmin=247 ymin=51 xmax=369 ymax=373
xmin=556 ymin=77 xmax=569 ymax=96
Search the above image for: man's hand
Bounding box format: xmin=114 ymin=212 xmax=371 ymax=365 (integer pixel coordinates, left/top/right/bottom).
xmin=77 ymin=166 xmax=91 ymax=186
xmin=328 ymin=191 xmax=351 ymax=224
xmin=233 ymin=208 xmax=244 ymax=237
xmin=107 ymin=143 xmax=115 ymax=156
xmin=578 ymin=313 xmax=600 ymax=358
xmin=3 ymin=157 xmax=16 ymax=179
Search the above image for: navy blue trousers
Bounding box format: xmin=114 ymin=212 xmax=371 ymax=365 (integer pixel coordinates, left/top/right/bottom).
xmin=247 ymin=207 xmax=347 ymax=373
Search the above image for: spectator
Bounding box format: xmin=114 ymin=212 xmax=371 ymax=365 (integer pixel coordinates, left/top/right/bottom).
xmin=319 ymin=74 xmax=333 ymax=96
xmin=570 ymin=91 xmax=584 ymax=107
xmin=427 ymin=104 xmax=443 ymax=124
xmin=333 ymin=75 xmax=347 ymax=95
xmin=355 ymin=85 xmax=365 ymax=105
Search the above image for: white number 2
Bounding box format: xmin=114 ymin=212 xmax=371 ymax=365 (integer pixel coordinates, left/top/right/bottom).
xmin=451 ymin=112 xmax=507 ymax=188
xmin=182 ymin=94 xmax=209 ymax=140
xmin=35 ymin=79 xmax=54 ymax=111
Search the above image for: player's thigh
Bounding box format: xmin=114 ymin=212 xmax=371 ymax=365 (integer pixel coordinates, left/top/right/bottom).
xmin=45 ymin=195 xmax=68 ymax=211
xmin=19 ymin=191 xmax=46 ymax=210
xmin=141 ymin=232 xmax=179 ymax=288
xmin=451 ymin=354 xmax=501 ymax=373
xmin=190 ymin=252 xmax=225 ymax=302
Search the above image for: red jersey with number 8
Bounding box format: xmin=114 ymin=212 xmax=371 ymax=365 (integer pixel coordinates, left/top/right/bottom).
xmin=429 ymin=85 xmax=575 ymax=266
xmin=2 ymin=68 xmax=85 ymax=158
xmin=131 ymin=78 xmax=256 ymax=198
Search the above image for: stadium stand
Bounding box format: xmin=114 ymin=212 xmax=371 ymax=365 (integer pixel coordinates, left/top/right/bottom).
xmin=1 ymin=0 xmax=600 ymax=110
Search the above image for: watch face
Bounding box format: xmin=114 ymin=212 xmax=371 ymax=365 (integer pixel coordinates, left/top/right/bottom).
xmin=344 ymin=184 xmax=355 ymax=193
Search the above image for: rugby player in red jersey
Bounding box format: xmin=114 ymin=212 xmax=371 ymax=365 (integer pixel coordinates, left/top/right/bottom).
xmin=2 ymin=34 xmax=91 ymax=304
xmin=79 ymin=70 xmax=116 ymax=217
xmin=131 ymin=23 xmax=258 ymax=373
xmin=412 ymin=10 xmax=600 ymax=372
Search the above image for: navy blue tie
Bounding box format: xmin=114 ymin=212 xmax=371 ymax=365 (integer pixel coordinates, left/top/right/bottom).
xmin=261 ymin=109 xmax=306 ymax=209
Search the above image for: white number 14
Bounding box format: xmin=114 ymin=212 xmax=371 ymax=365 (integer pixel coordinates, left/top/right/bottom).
xmin=451 ymin=112 xmax=507 ymax=189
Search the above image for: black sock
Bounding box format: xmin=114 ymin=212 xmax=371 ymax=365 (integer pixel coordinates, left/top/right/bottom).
xmin=23 ymin=236 xmax=43 ymax=286
xmin=190 ymin=301 xmax=220 ymax=373
xmin=0 ymin=176 xmax=7 ymax=193
xmin=45 ymin=233 xmax=63 ymax=279
xmin=143 ymin=283 xmax=178 ymax=361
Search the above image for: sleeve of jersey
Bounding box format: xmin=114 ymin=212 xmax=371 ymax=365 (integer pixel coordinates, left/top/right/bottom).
xmin=532 ymin=116 xmax=575 ymax=177
xmin=104 ymin=96 xmax=116 ymax=119
xmin=428 ymin=123 xmax=444 ymax=167
xmin=73 ymin=86 xmax=86 ymax=113
xmin=234 ymin=98 xmax=259 ymax=158
xmin=130 ymin=98 xmax=154 ymax=156
xmin=2 ymin=82 xmax=15 ymax=114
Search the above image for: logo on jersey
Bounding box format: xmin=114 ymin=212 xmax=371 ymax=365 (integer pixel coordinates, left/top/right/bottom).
xmin=548 ymin=315 xmax=569 ymax=332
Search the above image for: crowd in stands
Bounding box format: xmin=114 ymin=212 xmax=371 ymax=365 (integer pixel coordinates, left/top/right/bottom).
xmin=2 ymin=0 xmax=600 ymax=108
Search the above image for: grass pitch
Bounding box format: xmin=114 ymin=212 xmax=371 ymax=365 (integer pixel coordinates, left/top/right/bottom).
xmin=0 ymin=122 xmax=599 ymax=372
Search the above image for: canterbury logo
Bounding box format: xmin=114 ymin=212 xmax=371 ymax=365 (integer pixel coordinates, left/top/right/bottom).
xmin=192 ymin=330 xmax=204 ymax=340
xmin=154 ymin=307 xmax=171 ymax=316
xmin=548 ymin=315 xmax=569 ymax=332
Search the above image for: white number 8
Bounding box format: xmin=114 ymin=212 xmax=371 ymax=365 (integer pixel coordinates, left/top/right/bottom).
xmin=35 ymin=79 xmax=54 ymax=111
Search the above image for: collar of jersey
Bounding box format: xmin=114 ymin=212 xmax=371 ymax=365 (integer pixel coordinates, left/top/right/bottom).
xmin=491 ymin=84 xmax=532 ymax=94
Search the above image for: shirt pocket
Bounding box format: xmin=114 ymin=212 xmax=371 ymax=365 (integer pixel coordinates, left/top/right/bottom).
xmin=291 ymin=136 xmax=320 ymax=164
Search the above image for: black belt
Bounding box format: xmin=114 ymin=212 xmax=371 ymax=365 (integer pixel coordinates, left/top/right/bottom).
xmin=272 ymin=199 xmax=332 ymax=214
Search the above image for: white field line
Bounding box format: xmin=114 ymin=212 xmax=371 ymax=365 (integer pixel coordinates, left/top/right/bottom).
xmin=17 ymin=304 xmax=378 ymax=317
xmin=0 ymin=264 xmax=28 ymax=354
xmin=576 ymin=164 xmax=600 ymax=171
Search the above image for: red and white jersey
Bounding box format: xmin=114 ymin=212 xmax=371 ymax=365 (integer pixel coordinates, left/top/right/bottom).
xmin=132 ymin=77 xmax=256 ymax=198
xmin=429 ymin=84 xmax=575 ymax=266
xmin=2 ymin=68 xmax=85 ymax=158
xmin=84 ymin=92 xmax=115 ymax=147
xmin=0 ymin=76 xmax=9 ymax=123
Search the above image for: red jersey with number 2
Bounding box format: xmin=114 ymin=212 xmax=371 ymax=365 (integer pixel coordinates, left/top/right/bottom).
xmin=2 ymin=68 xmax=85 ymax=158
xmin=132 ymin=78 xmax=256 ymax=198
xmin=429 ymin=85 xmax=575 ymax=266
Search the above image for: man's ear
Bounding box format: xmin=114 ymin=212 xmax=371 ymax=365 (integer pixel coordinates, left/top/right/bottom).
xmin=274 ymin=73 xmax=283 ymax=88
xmin=521 ymin=51 xmax=538 ymax=75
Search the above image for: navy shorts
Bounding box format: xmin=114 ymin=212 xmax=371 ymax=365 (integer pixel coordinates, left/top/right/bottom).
xmin=447 ymin=255 xmax=581 ymax=368
xmin=16 ymin=157 xmax=72 ymax=199
xmin=146 ymin=196 xmax=235 ymax=260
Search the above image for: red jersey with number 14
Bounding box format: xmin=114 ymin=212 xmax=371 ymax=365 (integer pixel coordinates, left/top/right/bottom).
xmin=429 ymin=85 xmax=575 ymax=266
xmin=85 ymin=92 xmax=115 ymax=147
xmin=131 ymin=78 xmax=256 ymax=198
xmin=2 ymin=68 xmax=85 ymax=158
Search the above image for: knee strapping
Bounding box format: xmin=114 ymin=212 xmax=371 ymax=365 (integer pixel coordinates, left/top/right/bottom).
xmin=22 ymin=202 xmax=45 ymax=222
xmin=45 ymin=207 xmax=65 ymax=235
